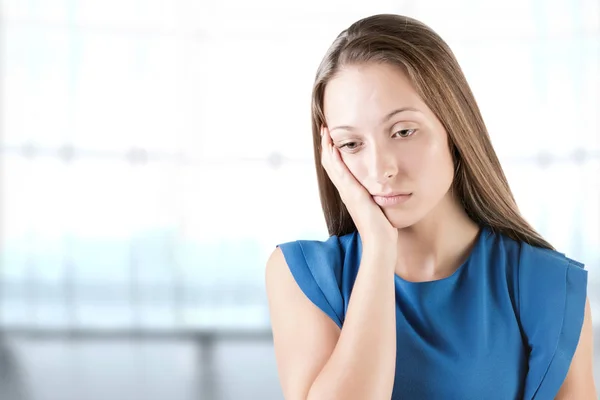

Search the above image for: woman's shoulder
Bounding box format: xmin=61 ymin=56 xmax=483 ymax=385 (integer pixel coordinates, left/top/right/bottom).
xmin=513 ymin=235 xmax=586 ymax=292
xmin=277 ymin=231 xmax=359 ymax=254
xmin=275 ymin=231 xmax=360 ymax=275
xmin=482 ymin=227 xmax=588 ymax=397
xmin=507 ymin=238 xmax=588 ymax=398
xmin=269 ymin=231 xmax=360 ymax=328
xmin=484 ymin=226 xmax=586 ymax=278
xmin=519 ymin=238 xmax=584 ymax=273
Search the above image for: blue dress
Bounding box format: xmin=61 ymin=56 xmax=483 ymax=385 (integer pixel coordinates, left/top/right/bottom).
xmin=277 ymin=225 xmax=588 ymax=399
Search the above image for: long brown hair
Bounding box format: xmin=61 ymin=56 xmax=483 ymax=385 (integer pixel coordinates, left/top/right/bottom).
xmin=310 ymin=14 xmax=553 ymax=250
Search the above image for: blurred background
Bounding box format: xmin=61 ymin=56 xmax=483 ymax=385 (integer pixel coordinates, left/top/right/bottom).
xmin=0 ymin=0 xmax=598 ymax=399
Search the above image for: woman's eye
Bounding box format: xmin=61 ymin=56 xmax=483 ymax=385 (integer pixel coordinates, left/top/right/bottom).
xmin=339 ymin=142 xmax=360 ymax=150
xmin=394 ymin=129 xmax=417 ymax=138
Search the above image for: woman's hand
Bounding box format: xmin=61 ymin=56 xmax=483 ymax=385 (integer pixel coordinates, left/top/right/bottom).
xmin=320 ymin=126 xmax=398 ymax=251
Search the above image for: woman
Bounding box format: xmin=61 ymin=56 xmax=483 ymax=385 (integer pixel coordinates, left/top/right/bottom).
xmin=265 ymin=14 xmax=596 ymax=399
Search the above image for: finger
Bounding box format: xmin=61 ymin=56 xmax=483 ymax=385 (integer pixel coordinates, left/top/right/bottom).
xmin=321 ymin=134 xmax=344 ymax=190
xmin=324 ymin=131 xmax=345 ymax=176
xmin=331 ymin=146 xmax=352 ymax=185
xmin=320 ymin=126 xmax=332 ymax=170
xmin=320 ymin=128 xmax=371 ymax=206
xmin=320 ymin=125 xmax=330 ymax=151
xmin=322 ymin=128 xmax=348 ymax=180
xmin=330 ymin=141 xmax=343 ymax=165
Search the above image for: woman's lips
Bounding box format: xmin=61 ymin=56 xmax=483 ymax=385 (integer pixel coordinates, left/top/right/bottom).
xmin=371 ymin=193 xmax=412 ymax=207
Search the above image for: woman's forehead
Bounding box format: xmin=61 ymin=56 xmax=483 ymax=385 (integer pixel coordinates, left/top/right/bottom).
xmin=323 ymin=64 xmax=426 ymax=125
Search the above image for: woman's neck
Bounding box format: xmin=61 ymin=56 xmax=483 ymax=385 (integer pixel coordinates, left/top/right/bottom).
xmin=394 ymin=191 xmax=480 ymax=282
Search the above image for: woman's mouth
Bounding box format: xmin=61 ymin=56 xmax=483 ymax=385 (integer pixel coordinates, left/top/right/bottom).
xmin=371 ymin=193 xmax=412 ymax=207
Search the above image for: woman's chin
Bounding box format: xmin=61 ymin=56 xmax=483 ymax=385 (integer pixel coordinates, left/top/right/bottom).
xmin=384 ymin=210 xmax=422 ymax=230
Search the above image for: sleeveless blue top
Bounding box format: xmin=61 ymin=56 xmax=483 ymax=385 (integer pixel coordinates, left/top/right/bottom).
xmin=277 ymin=225 xmax=588 ymax=399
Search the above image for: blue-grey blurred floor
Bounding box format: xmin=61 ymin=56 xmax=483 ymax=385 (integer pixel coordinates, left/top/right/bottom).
xmin=0 ymin=336 xmax=282 ymax=400
xmin=1 ymin=333 xmax=599 ymax=400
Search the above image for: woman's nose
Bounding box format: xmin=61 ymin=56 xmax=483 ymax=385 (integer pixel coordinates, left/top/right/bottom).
xmin=371 ymin=148 xmax=398 ymax=184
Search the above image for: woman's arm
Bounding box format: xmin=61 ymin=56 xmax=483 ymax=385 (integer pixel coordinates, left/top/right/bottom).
xmin=266 ymin=245 xmax=397 ymax=400
xmin=555 ymin=297 xmax=597 ymax=399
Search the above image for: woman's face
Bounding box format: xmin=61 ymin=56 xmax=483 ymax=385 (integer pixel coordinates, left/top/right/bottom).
xmin=323 ymin=62 xmax=456 ymax=229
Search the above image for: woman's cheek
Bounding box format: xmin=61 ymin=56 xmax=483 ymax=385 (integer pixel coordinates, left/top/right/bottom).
xmin=344 ymin=156 xmax=368 ymax=183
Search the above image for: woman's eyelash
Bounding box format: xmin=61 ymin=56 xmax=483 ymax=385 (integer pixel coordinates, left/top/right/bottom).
xmin=337 ymin=129 xmax=417 ymax=150
xmin=339 ymin=142 xmax=359 ymax=149
xmin=394 ymin=129 xmax=417 ymax=137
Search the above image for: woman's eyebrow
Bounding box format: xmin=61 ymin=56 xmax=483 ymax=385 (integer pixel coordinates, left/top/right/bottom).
xmin=329 ymin=107 xmax=420 ymax=133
